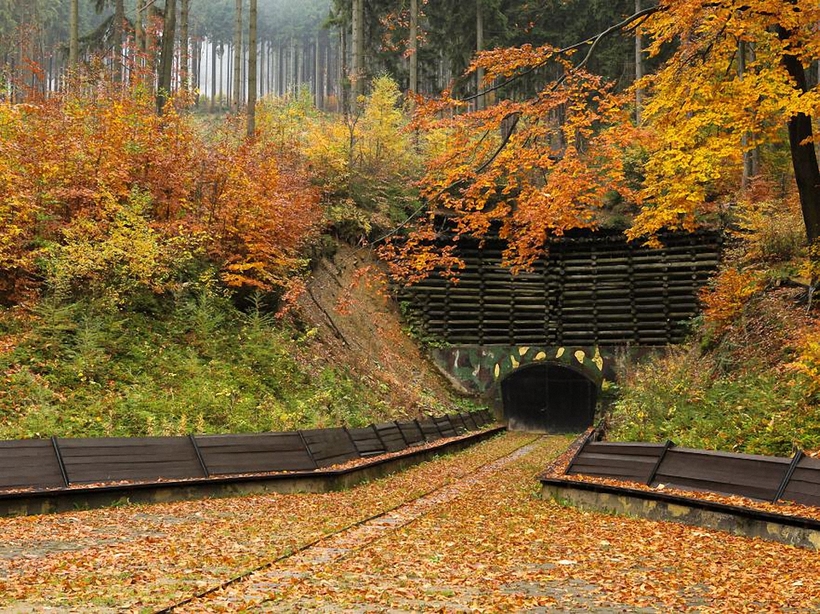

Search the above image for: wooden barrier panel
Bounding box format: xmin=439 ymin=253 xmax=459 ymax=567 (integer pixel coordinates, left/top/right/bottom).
xmin=434 ymin=416 xmax=458 ymax=438
xmin=348 ymin=426 xmax=387 ymax=457
xmin=460 ymin=412 xmax=480 ymax=431
xmin=0 ymin=411 xmax=493 ymax=492
xmin=396 ymin=420 xmax=425 ymax=445
xmin=57 ymin=436 xmax=206 ymax=484
xmin=652 ymin=448 xmax=790 ymax=501
xmin=0 ymin=440 xmax=66 ymax=491
xmin=418 ymin=417 xmax=443 ymax=442
xmin=475 ymin=409 xmax=494 ymax=426
xmin=373 ymin=422 xmax=408 ymax=453
xmin=300 ymin=428 xmax=359 ymax=468
xmin=196 ymin=432 xmax=316 ymax=475
xmin=448 ymin=414 xmax=468 ymax=435
xmin=780 ymin=456 xmax=820 ymax=507
xmin=399 ymin=230 xmax=721 ymax=346
xmin=567 ymin=442 xmax=669 ymax=484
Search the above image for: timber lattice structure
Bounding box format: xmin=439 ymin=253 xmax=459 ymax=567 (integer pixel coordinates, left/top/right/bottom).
xmin=398 ymin=230 xmax=722 ymax=347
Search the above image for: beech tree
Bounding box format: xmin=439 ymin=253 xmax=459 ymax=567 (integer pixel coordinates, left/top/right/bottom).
xmin=386 ymin=0 xmax=820 ymax=279
xmin=156 ymin=0 xmax=176 ymax=113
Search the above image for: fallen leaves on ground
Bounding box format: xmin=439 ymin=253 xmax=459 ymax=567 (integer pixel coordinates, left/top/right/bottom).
xmin=3 ymin=432 xmax=820 ymax=612
xmin=188 ymin=436 xmax=820 ymax=613
xmin=0 ymin=433 xmax=535 ymax=611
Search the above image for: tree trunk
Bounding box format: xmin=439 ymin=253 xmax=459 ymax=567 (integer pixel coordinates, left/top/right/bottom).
xmin=779 ymin=28 xmax=820 ymax=244
xmin=476 ymin=0 xmax=483 ymax=109
xmin=314 ymin=32 xmax=322 ymax=108
xmin=409 ymin=0 xmax=418 ymax=94
xmin=114 ymin=0 xmax=125 ymax=82
xmin=156 ymin=0 xmax=177 ymax=114
xmin=351 ymin=0 xmax=364 ymax=100
xmin=247 ymin=0 xmax=257 ymax=138
xmin=180 ymin=0 xmax=189 ymax=92
xmin=339 ymin=24 xmax=347 ymax=112
xmin=233 ymin=0 xmax=242 ymax=111
xmin=210 ymin=41 xmax=217 ymax=111
xmin=634 ymin=0 xmax=643 ymax=124
xmin=737 ymin=41 xmax=759 ymax=191
xmin=69 ymin=0 xmax=79 ymax=74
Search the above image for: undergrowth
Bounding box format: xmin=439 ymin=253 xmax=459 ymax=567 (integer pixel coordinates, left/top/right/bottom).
xmin=608 ymin=193 xmax=820 ymax=456
xmin=0 ymin=291 xmax=399 ymax=439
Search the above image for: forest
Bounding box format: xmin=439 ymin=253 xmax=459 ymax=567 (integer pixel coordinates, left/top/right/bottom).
xmin=1 ymin=0 xmax=820 ymax=457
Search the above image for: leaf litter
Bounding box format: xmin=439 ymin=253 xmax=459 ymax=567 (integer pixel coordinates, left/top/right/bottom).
xmin=1 ymin=432 xmax=820 ymax=612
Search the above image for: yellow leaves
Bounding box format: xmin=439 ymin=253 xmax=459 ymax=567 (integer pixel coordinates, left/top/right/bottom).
xmin=789 ymin=336 xmax=820 ymax=396
xmin=700 ymin=267 xmax=766 ymax=334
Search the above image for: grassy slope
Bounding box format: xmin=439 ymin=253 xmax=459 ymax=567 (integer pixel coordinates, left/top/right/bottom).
xmin=0 ymin=255 xmax=458 ymax=439
xmin=608 ymin=283 xmax=820 ymax=456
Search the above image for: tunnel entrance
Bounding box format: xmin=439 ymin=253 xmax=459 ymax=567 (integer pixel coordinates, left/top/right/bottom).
xmin=500 ymin=363 xmax=597 ymax=432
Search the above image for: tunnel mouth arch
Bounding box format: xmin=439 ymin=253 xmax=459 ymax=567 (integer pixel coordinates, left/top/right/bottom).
xmin=500 ymin=362 xmax=598 ymax=432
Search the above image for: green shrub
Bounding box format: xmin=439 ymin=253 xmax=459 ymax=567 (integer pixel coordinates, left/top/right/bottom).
xmin=0 ymin=289 xmax=401 ymax=439
xmin=608 ymin=346 xmax=820 ymax=456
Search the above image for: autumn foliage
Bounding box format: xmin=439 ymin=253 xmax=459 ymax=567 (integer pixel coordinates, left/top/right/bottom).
xmin=384 ymin=1 xmax=820 ymax=279
xmin=0 ymin=81 xmax=321 ymax=305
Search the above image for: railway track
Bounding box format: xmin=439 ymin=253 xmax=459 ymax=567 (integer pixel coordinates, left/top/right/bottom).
xmin=157 ymin=435 xmax=545 ymax=612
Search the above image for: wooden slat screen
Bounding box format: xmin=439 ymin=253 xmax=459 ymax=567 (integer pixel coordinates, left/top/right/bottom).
xmin=195 ymin=432 xmax=316 ymax=475
xmin=459 ymin=412 xmax=480 ymax=431
xmin=775 ymin=456 xmax=820 ymax=507
xmin=396 ymin=420 xmax=425 ymax=445
xmin=418 ymin=417 xmax=443 ymax=442
xmin=300 ymin=428 xmax=359 ymax=468
xmin=373 ymin=422 xmax=407 ymax=453
xmin=399 ymin=231 xmax=721 ymax=346
xmin=348 ymin=426 xmax=387 ymax=457
xmin=0 ymin=411 xmax=495 ymax=491
xmin=653 ymin=448 xmax=790 ymax=501
xmin=57 ymin=436 xmax=206 ymax=484
xmin=566 ymin=442 xmax=668 ymax=484
xmin=0 ymin=440 xmax=65 ymax=490
xmin=434 ymin=416 xmax=457 ymax=438
xmin=448 ymin=414 xmax=469 ymax=435
xmin=564 ymin=438 xmax=820 ymax=505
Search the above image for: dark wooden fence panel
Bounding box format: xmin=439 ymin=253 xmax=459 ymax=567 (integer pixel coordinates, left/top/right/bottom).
xmin=475 ymin=409 xmax=494 ymax=426
xmin=397 ymin=420 xmax=425 ymax=445
xmin=460 ymin=412 xmax=479 ymax=431
xmin=653 ymin=448 xmax=790 ymax=501
xmin=57 ymin=436 xmax=205 ymax=484
xmin=348 ymin=426 xmax=387 ymax=457
xmin=567 ymin=442 xmax=668 ymax=483
xmin=418 ymin=417 xmax=443 ymax=442
xmin=0 ymin=440 xmax=65 ymax=490
xmin=448 ymin=414 xmax=468 ymax=435
xmin=781 ymin=456 xmax=820 ymax=507
xmin=434 ymin=416 xmax=458 ymax=438
xmin=301 ymin=428 xmax=359 ymax=468
xmin=196 ymin=433 xmax=316 ymax=474
xmin=0 ymin=411 xmax=494 ymax=492
xmin=373 ymin=423 xmax=407 ymax=453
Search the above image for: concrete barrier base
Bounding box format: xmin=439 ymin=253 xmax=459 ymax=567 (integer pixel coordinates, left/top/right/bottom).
xmin=0 ymin=427 xmax=505 ymax=517
xmin=542 ymin=478 xmax=820 ymax=551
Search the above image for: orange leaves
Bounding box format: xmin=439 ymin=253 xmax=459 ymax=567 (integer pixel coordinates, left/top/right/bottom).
xmin=469 ymin=43 xmax=566 ymax=83
xmin=200 ymin=137 xmax=321 ymax=293
xmin=700 ymin=267 xmax=766 ymax=334
xmin=387 ymin=0 xmax=820 ymax=284
xmin=0 ymin=84 xmax=322 ymax=303
xmin=1 ymin=434 xmax=819 ymax=610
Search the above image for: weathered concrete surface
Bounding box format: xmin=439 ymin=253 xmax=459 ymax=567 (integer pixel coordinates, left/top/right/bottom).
xmin=0 ymin=427 xmax=504 ymax=517
xmin=542 ymin=479 xmax=820 ymax=551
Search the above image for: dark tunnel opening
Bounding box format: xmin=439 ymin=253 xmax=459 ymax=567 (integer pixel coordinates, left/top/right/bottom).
xmin=500 ymin=363 xmax=598 ymax=432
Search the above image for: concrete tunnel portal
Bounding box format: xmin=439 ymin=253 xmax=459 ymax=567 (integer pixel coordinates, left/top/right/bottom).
xmin=500 ymin=363 xmax=598 ymax=432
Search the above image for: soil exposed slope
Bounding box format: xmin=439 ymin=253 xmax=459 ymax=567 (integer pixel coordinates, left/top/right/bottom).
xmin=297 ymin=243 xmax=457 ymax=420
